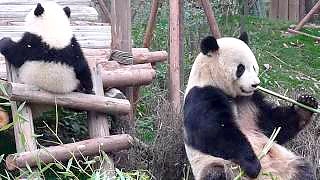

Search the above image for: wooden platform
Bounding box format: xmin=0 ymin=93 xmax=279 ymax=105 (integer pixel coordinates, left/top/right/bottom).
xmin=0 ymin=0 xmax=111 ymax=48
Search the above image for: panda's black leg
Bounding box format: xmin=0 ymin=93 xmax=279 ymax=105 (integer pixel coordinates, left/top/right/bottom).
xmin=200 ymin=165 xmax=229 ymax=180
xmin=75 ymin=66 xmax=94 ymax=94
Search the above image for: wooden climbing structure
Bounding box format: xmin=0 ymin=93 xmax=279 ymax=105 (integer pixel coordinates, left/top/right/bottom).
xmin=0 ymin=0 xmax=167 ymax=177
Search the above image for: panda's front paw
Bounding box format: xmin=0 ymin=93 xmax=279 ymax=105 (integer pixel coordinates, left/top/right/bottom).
xmin=0 ymin=37 xmax=14 ymax=53
xmin=295 ymin=95 xmax=318 ymax=127
xmin=297 ymin=95 xmax=318 ymax=110
xmin=239 ymin=155 xmax=261 ymax=178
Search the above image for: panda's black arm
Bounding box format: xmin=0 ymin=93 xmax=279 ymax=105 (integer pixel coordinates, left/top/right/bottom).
xmin=70 ymin=38 xmax=93 ymax=94
xmin=184 ymin=86 xmax=261 ymax=178
xmin=0 ymin=37 xmax=27 ymax=67
xmin=253 ymin=92 xmax=308 ymax=144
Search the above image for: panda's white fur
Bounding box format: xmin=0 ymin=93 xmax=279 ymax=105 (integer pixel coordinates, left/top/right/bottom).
xmin=19 ymin=61 xmax=79 ymax=93
xmin=183 ymin=35 xmax=317 ymax=180
xmin=25 ymin=1 xmax=73 ymax=49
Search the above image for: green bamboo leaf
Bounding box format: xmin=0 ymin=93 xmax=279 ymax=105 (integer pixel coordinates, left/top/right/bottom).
xmin=0 ymin=83 xmax=8 ymax=97
xmin=0 ymin=102 xmax=11 ymax=106
xmin=39 ymin=163 xmax=54 ymax=173
xmin=26 ymin=163 xmax=33 ymax=173
xmin=0 ymin=154 xmax=4 ymax=163
xmin=0 ymin=122 xmax=14 ymax=131
xmin=17 ymin=101 xmax=26 ymax=113
xmin=66 ymin=158 xmax=73 ymax=172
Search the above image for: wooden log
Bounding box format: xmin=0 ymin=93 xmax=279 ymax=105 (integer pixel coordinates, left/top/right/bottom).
xmin=131 ymin=51 xmax=168 ymax=64
xmin=169 ymin=0 xmax=183 ymax=112
xmin=270 ymin=0 xmax=279 ymax=19
xmin=288 ymin=28 xmax=320 ymax=40
xmin=294 ymin=0 xmax=320 ymax=31
xmin=5 ymin=82 xmax=131 ymax=115
xmin=6 ymin=134 xmax=133 ymax=171
xmin=279 ymin=0 xmax=289 ymax=20
xmin=101 ymin=62 xmax=156 ymax=88
xmin=198 ymin=0 xmax=221 ymax=38
xmin=143 ymin=0 xmax=161 ymax=48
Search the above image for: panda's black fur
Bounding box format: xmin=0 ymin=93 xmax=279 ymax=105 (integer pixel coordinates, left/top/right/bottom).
xmin=183 ymin=34 xmax=318 ymax=180
xmin=0 ymin=2 xmax=93 ymax=94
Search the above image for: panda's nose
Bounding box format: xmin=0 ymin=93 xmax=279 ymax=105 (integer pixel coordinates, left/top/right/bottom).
xmin=251 ymin=83 xmax=260 ymax=88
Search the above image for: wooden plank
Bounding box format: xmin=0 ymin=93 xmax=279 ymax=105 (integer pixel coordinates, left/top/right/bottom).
xmin=0 ymin=25 xmax=111 ymax=32
xmin=279 ymin=0 xmax=289 ymax=20
xmin=270 ymin=0 xmax=279 ymax=19
xmin=289 ymin=0 xmax=299 ymax=21
xmin=0 ymin=0 xmax=92 ymax=6
xmin=0 ymin=5 xmax=98 ymax=22
xmin=169 ymin=0 xmax=183 ymax=112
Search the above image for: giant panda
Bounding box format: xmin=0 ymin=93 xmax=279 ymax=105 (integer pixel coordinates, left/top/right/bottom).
xmin=183 ymin=33 xmax=318 ymax=180
xmin=0 ymin=1 xmax=93 ymax=94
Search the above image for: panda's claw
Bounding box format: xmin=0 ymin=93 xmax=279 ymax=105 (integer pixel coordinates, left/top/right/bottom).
xmin=297 ymin=94 xmax=318 ymax=110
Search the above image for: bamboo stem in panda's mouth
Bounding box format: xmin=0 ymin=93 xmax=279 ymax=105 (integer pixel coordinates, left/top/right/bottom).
xmin=257 ymin=86 xmax=320 ymax=114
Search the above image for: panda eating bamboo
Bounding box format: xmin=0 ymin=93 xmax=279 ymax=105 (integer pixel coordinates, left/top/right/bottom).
xmin=183 ymin=33 xmax=318 ymax=180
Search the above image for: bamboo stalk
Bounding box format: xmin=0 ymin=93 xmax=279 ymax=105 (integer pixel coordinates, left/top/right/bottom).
xmin=257 ymin=86 xmax=320 ymax=113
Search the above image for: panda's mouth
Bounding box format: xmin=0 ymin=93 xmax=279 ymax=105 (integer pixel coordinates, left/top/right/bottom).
xmin=240 ymin=87 xmax=254 ymax=95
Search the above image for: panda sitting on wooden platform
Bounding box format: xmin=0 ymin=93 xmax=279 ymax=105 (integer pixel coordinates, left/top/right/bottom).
xmin=0 ymin=1 xmax=93 ymax=94
xmin=183 ymin=33 xmax=318 ymax=180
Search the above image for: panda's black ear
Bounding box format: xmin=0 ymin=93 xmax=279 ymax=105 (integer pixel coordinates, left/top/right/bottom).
xmin=63 ymin=7 xmax=71 ymax=18
xmin=239 ymin=32 xmax=249 ymax=44
xmin=34 ymin=3 xmax=44 ymax=17
xmin=200 ymin=36 xmax=219 ymax=55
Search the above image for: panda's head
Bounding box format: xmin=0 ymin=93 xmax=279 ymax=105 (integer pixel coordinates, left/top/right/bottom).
xmin=187 ymin=33 xmax=260 ymax=97
xmin=24 ymin=1 xmax=73 ymax=49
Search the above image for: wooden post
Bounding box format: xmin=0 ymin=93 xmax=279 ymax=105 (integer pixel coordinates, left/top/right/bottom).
xmin=169 ymin=0 xmax=183 ymax=112
xmin=271 ymin=0 xmax=279 ymax=19
xmin=143 ymin=0 xmax=161 ymax=48
xmin=5 ymin=61 xmax=37 ymax=174
xmin=6 ymin=134 xmax=133 ymax=171
xmin=294 ymin=0 xmax=320 ymax=31
xmin=198 ymin=0 xmax=221 ymax=38
xmin=111 ymin=0 xmax=135 ymax=130
xmin=279 ymin=0 xmax=289 ymax=20
xmin=88 ymin=64 xmax=114 ymax=176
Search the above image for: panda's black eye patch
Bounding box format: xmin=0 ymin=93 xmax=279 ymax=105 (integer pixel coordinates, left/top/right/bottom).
xmin=236 ymin=64 xmax=245 ymax=78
